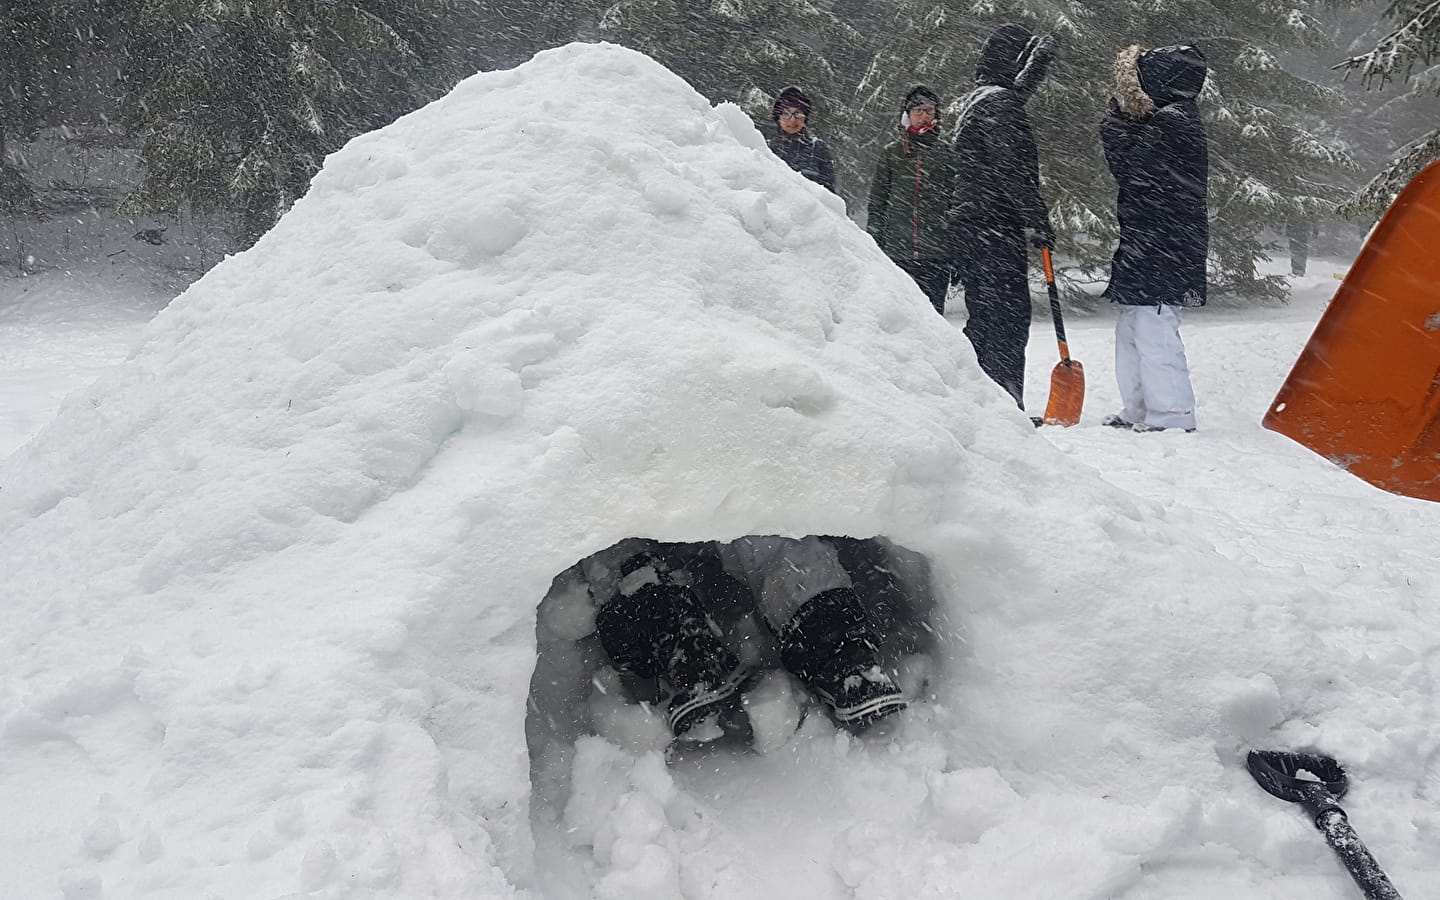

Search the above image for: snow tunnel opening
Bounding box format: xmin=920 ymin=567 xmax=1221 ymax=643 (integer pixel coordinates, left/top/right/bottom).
xmin=525 ymin=535 xmax=943 ymax=827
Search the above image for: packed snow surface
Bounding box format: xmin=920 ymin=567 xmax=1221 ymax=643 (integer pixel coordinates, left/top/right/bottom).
xmin=2 ymin=42 xmax=1437 ymax=900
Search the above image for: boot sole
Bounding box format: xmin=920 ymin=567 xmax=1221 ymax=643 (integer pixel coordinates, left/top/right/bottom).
xmin=815 ymin=689 xmax=909 ymax=728
xmin=667 ymin=667 xmax=751 ymax=739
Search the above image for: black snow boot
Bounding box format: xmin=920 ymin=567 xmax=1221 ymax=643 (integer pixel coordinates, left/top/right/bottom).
xmin=595 ymin=548 xmax=747 ymax=742
xmin=660 ymin=626 xmax=748 ymax=741
xmin=778 ymin=587 xmax=907 ymax=729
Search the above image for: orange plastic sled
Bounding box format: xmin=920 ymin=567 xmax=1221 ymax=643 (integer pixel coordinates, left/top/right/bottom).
xmin=1264 ymin=160 xmax=1440 ymax=502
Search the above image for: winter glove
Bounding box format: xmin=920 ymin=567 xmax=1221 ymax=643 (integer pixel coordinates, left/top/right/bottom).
xmin=1028 ymin=34 xmax=1057 ymax=65
xmin=1029 ymin=221 xmax=1056 ymax=251
xmin=1015 ymin=35 xmax=1057 ymax=98
xmin=1105 ymin=96 xmax=1138 ymax=124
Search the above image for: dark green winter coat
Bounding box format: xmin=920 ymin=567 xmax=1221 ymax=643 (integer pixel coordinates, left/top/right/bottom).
xmin=866 ymin=130 xmax=960 ymax=262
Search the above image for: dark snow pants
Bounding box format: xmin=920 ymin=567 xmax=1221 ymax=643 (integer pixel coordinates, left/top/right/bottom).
xmin=955 ymin=222 xmax=1031 ymax=409
xmin=896 ymin=259 xmax=954 ymax=316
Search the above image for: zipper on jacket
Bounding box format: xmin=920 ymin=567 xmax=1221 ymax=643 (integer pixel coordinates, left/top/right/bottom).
xmin=912 ymin=152 xmax=923 ymax=260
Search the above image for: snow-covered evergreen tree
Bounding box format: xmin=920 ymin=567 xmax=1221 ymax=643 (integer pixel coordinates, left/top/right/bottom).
xmin=0 ymin=1 xmax=128 ymax=213
xmin=1337 ymin=0 xmax=1440 ymax=216
xmin=117 ymin=1 xmax=449 ymax=245
xmin=584 ymin=0 xmax=861 ymax=115
xmin=849 ymin=0 xmax=1358 ymax=300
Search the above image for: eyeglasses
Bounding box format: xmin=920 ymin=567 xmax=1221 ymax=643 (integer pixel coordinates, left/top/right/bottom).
xmin=909 ymin=105 xmax=937 ymax=115
xmin=778 ymin=109 xmax=807 ymax=120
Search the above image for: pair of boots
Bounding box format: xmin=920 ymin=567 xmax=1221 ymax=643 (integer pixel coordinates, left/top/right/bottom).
xmin=596 ymin=549 xmax=906 ymax=742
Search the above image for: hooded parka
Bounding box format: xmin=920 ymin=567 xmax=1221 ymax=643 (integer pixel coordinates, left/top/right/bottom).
xmin=949 ymin=23 xmax=1052 ymax=231
xmin=1101 ymin=45 xmax=1209 ymax=307
xmin=949 ymin=24 xmax=1055 ymax=409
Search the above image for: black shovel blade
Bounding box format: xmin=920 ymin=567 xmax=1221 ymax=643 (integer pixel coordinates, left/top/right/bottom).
xmin=1247 ymin=750 xmax=1349 ymax=803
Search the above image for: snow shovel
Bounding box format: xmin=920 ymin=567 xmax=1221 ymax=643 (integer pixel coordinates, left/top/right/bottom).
xmin=1246 ymin=750 xmax=1404 ymax=900
xmin=1263 ymin=159 xmax=1440 ymax=502
xmin=1040 ymin=248 xmax=1084 ymax=426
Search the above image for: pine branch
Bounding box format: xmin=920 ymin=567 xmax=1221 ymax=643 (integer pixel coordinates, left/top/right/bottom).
xmin=1337 ymin=0 xmax=1440 ymax=86
xmin=1340 ymin=127 xmax=1440 ymax=217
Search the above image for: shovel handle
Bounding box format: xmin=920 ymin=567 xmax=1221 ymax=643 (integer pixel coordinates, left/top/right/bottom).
xmin=1040 ymin=248 xmax=1069 ymax=360
xmin=1315 ymin=808 xmax=1405 ymax=900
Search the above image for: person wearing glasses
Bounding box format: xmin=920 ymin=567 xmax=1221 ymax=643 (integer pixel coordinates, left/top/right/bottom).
xmin=766 ymin=85 xmax=837 ymax=193
xmin=865 ymin=86 xmax=960 ymax=315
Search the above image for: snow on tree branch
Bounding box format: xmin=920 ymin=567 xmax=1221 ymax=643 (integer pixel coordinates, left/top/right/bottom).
xmin=1338 ymin=0 xmax=1440 ymax=87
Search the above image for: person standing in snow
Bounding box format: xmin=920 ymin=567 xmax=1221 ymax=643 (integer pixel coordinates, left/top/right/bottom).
xmin=766 ymin=85 xmax=838 ymax=193
xmin=866 ymin=86 xmax=959 ymax=315
xmin=588 ymin=537 xmax=907 ymax=743
xmin=948 ymin=24 xmax=1057 ymax=410
xmin=1100 ymin=44 xmax=1209 ymax=433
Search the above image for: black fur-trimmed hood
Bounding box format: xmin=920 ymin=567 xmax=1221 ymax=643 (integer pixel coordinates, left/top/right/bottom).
xmin=1138 ymin=45 xmax=1206 ymax=106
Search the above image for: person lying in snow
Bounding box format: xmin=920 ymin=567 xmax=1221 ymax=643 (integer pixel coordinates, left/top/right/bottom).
xmin=586 ymin=536 xmax=909 ymax=742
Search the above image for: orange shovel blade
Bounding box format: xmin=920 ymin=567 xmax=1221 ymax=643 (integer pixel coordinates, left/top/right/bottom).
xmin=1263 ymin=159 xmax=1440 ymax=502
xmin=1043 ymin=359 xmax=1085 ymax=427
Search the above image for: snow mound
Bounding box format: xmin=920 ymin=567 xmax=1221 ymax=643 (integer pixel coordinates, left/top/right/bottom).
xmin=2 ymin=42 xmax=1430 ymax=900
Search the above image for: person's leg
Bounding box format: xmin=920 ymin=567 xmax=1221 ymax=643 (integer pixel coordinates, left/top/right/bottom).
xmin=1132 ymin=305 xmax=1197 ymax=431
xmin=734 ymin=536 xmax=906 ymax=728
xmin=1111 ymin=305 xmax=1147 ymax=426
xmin=960 ymin=225 xmax=1030 ymax=408
xmin=727 ymin=535 xmax=850 ymax=625
xmin=897 ymin=259 xmax=948 ymax=315
xmin=989 ymin=230 xmax=1032 ymax=408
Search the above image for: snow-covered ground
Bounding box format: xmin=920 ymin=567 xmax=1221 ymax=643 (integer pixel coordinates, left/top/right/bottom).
xmin=0 ymin=263 xmax=180 ymax=458
xmin=3 ymin=42 xmax=1436 ymax=900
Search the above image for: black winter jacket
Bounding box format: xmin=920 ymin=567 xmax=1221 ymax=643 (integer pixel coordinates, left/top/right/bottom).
xmin=866 ymin=129 xmax=960 ymax=261
xmin=948 ymin=24 xmax=1052 ymax=230
xmin=767 ymin=129 xmax=837 ymax=193
xmin=1101 ymin=46 xmax=1210 ymax=307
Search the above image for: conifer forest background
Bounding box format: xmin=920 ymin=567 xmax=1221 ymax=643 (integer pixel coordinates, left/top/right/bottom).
xmin=3 ymin=0 xmax=1439 ymax=301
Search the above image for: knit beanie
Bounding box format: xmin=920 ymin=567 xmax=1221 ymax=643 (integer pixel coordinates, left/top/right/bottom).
xmin=772 ymin=85 xmax=813 ymax=121
xmin=903 ymin=85 xmax=940 ymax=111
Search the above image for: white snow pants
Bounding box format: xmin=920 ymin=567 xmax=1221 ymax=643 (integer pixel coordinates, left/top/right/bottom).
xmin=719 ymin=535 xmax=851 ymax=627
xmin=1114 ymin=304 xmax=1197 ymax=431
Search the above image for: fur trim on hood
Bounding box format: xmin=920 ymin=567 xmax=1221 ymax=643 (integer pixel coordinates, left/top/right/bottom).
xmin=1113 ymin=45 xmax=1155 ymax=118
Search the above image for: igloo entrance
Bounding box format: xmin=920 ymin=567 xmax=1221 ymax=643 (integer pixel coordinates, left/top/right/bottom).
xmin=525 ymin=535 xmax=941 ymax=823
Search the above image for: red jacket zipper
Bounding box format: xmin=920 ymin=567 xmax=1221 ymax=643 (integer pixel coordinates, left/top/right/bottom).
xmin=912 ymin=151 xmax=923 ymax=259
